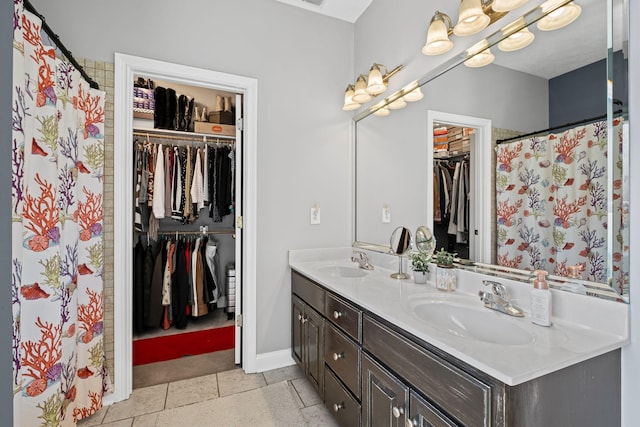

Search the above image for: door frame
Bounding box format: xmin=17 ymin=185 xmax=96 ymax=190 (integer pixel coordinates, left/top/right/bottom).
xmin=426 ymin=110 xmax=492 ymax=264
xmin=111 ymin=53 xmax=258 ymax=403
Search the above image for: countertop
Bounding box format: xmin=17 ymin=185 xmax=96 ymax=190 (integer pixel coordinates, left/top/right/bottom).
xmin=289 ymin=247 xmax=629 ymax=386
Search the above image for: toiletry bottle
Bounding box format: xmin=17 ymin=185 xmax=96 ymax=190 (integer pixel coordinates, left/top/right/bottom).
xmin=531 ymin=270 xmax=552 ymax=327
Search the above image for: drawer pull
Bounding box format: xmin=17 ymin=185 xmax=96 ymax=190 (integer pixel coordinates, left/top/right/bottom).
xmin=392 ymin=406 xmax=405 ymax=418
xmin=297 ymin=313 xmax=303 ymax=321
xmin=405 ymin=418 xmax=417 ymax=427
xmin=333 ymin=310 xmax=343 ymax=319
xmin=332 ymin=352 xmax=344 ymax=361
xmin=333 ymin=402 xmax=345 ymax=412
xmin=301 ymin=316 xmax=308 ymax=324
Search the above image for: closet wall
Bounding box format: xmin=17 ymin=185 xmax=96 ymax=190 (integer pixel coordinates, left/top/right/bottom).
xmin=131 ymin=75 xmax=239 ymax=362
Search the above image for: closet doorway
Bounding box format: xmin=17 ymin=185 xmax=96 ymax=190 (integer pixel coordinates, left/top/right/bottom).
xmin=427 ymin=111 xmax=492 ymax=264
xmin=113 ymin=54 xmax=258 ymax=403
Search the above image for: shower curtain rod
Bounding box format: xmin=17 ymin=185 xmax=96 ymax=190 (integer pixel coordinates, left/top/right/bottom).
xmin=23 ymin=0 xmax=100 ymax=90
xmin=496 ymin=109 xmax=623 ymax=144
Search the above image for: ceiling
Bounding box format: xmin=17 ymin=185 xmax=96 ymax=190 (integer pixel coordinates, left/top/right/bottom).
xmin=277 ymin=0 xmax=622 ymax=80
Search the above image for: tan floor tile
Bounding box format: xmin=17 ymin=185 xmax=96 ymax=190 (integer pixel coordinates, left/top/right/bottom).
xmin=288 ymin=381 xmax=305 ymax=409
xmin=263 ymin=363 xmax=304 ymax=384
xmin=291 ymin=377 xmax=323 ymax=407
xmin=165 ymin=373 xmax=219 ymax=409
xmin=302 ymin=403 xmax=340 ymax=427
xmin=217 ymin=368 xmax=266 ymax=397
xmin=102 ymin=384 xmax=167 ymax=423
xmin=95 ymin=419 xmax=133 ymax=427
xmin=155 ymin=381 xmax=305 ymax=426
xmin=132 ymin=413 xmax=158 ymax=427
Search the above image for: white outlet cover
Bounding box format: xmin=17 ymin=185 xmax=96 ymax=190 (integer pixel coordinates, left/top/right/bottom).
xmin=382 ymin=206 xmax=391 ymax=223
xmin=310 ymin=207 xmax=321 ymax=225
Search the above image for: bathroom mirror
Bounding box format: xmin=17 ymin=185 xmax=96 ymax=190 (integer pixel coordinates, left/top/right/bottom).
xmin=415 ymin=226 xmax=436 ymax=256
xmin=354 ymin=0 xmax=629 ymax=301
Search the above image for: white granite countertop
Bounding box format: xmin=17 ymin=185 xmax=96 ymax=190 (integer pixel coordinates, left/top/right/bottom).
xmin=289 ymin=247 xmax=629 ymax=386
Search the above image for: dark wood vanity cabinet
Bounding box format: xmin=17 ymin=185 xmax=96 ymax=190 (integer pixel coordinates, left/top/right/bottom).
xmin=291 ymin=270 xmax=621 ymax=427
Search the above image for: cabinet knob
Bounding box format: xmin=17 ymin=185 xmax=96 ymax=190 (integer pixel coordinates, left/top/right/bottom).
xmin=301 ymin=315 xmax=308 ymax=324
xmin=333 ymin=310 xmax=343 ymax=319
xmin=297 ymin=313 xmax=303 ymax=322
xmin=333 ymin=402 xmax=345 ymax=412
xmin=392 ymin=406 xmax=405 ymax=419
xmin=332 ymin=352 xmax=344 ymax=361
xmin=405 ymin=418 xmax=417 ymax=427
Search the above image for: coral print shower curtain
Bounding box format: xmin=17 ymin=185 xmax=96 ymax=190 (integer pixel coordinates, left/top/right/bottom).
xmin=11 ymin=1 xmax=111 ymax=425
xmin=496 ymin=119 xmax=627 ymax=291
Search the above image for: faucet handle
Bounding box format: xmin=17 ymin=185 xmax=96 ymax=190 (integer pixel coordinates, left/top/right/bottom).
xmin=483 ymin=280 xmax=508 ymax=298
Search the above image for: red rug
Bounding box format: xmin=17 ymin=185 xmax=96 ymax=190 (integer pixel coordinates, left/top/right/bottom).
xmin=133 ymin=326 xmax=235 ymax=365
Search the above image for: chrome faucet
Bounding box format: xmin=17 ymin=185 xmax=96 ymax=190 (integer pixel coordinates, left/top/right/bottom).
xmin=478 ymin=280 xmax=524 ymax=317
xmin=351 ymin=251 xmax=374 ymax=270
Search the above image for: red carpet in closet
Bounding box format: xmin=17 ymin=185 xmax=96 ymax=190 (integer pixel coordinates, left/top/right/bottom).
xmin=133 ymin=326 xmax=235 ymax=365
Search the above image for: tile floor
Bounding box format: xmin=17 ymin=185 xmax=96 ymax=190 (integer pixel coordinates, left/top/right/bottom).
xmin=79 ymin=364 xmax=339 ymax=426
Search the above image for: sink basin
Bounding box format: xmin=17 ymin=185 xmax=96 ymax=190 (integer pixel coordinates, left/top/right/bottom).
xmin=318 ymin=265 xmax=368 ymax=278
xmin=412 ymin=300 xmax=534 ymax=346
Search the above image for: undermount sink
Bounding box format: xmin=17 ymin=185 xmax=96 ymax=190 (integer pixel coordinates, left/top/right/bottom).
xmin=318 ymin=265 xmax=368 ymax=278
xmin=412 ymin=300 xmax=534 ymax=346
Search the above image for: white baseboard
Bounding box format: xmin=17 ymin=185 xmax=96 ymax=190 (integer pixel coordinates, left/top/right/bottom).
xmin=255 ymin=348 xmax=295 ymax=372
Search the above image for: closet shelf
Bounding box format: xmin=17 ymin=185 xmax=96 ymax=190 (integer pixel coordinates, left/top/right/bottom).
xmin=133 ymin=127 xmax=235 ymax=142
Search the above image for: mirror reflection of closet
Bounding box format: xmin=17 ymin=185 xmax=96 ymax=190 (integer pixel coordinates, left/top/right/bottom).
xmin=390 ymin=226 xmax=412 ymax=279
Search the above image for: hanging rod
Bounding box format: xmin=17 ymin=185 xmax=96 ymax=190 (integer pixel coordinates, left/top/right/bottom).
xmin=496 ymin=108 xmax=624 ymax=145
xmin=138 ymin=229 xmax=235 ymax=236
xmin=23 ymin=0 xmax=99 ymax=90
xmin=133 ymin=129 xmax=235 ymax=143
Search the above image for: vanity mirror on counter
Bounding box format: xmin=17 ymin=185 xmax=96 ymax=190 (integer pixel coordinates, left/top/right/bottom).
xmin=353 ymin=0 xmax=629 ymax=301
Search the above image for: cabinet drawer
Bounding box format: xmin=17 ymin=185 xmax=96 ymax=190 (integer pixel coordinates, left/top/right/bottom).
xmin=325 ymin=293 xmax=362 ymax=342
xmin=292 ymin=271 xmax=325 ymax=313
xmin=324 ymin=366 xmax=361 ymax=427
xmin=363 ymin=315 xmax=491 ymax=427
xmin=325 ymin=323 xmax=361 ymax=399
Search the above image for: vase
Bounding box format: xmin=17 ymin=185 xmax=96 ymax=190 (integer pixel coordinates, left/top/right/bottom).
xmin=413 ymin=270 xmax=427 ymax=284
xmin=436 ymin=265 xmax=456 ymax=291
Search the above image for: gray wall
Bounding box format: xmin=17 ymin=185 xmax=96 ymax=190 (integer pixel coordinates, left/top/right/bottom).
xmin=1 ymin=0 xmax=15 ymax=423
xmin=30 ymin=0 xmax=355 ymax=355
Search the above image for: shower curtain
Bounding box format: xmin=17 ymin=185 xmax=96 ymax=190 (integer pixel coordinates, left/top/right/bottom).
xmin=12 ymin=1 xmax=111 ymax=425
xmin=496 ymin=119 xmax=627 ymax=288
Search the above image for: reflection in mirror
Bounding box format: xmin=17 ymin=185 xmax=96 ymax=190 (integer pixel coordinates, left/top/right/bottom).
xmin=390 ymin=226 xmax=412 ymax=279
xmin=415 ymin=225 xmax=436 ymax=256
xmin=353 ymin=0 xmax=629 ymax=301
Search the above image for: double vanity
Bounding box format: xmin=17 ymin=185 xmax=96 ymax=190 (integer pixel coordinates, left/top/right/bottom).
xmin=289 ymin=247 xmax=628 ymax=426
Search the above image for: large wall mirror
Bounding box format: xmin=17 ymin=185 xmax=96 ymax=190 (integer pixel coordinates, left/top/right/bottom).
xmin=354 ymin=0 xmax=629 ymax=301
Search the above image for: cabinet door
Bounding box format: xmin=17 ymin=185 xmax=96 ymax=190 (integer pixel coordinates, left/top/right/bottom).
xmin=362 ymin=353 xmax=409 ymax=427
xmin=407 ymin=391 xmax=456 ymax=427
xmin=304 ymin=306 xmax=324 ymax=392
xmin=291 ymin=295 xmax=304 ymax=366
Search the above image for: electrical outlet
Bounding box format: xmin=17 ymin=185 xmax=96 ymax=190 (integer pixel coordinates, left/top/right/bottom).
xmin=310 ymin=205 xmax=321 ymax=225
xmin=382 ymin=205 xmax=391 ymax=223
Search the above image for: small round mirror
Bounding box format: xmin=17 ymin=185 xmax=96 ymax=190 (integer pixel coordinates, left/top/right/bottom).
xmin=390 ymin=226 xmax=412 ymax=256
xmin=415 ymin=226 xmax=436 ymax=256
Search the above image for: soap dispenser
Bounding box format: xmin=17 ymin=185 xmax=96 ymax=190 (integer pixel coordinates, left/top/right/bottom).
xmin=531 ymin=270 xmax=552 ymax=327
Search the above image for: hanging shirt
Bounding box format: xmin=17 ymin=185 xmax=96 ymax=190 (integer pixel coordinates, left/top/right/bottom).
xmin=152 ymin=144 xmax=165 ymax=219
xmin=190 ymin=148 xmax=205 ymax=213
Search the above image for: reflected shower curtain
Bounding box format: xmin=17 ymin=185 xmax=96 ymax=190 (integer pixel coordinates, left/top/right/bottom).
xmin=496 ymin=119 xmax=626 ymax=288
xmin=12 ymin=1 xmax=111 ymax=425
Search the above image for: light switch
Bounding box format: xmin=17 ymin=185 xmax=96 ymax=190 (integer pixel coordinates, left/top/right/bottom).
xmin=310 ymin=204 xmax=321 ymax=225
xmin=382 ymin=204 xmax=391 ymax=223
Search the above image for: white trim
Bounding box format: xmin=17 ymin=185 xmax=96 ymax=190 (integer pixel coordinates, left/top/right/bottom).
xmin=427 ymin=110 xmax=492 ymax=264
xmin=254 ymin=349 xmax=296 ymax=373
xmin=113 ymin=53 xmax=258 ymax=402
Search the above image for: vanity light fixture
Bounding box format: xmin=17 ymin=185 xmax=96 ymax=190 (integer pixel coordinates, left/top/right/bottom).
xmin=537 ymin=0 xmax=581 ymax=31
xmin=373 ymin=106 xmax=390 ymax=116
xmin=422 ymin=11 xmax=454 ymax=55
xmin=423 ymin=0 xmax=514 ymax=56
xmin=498 ymin=17 xmax=535 ymax=51
xmin=454 ymin=0 xmax=491 ymax=36
xmin=342 ymin=85 xmax=361 ymax=111
xmin=344 ymin=63 xmax=404 ymax=109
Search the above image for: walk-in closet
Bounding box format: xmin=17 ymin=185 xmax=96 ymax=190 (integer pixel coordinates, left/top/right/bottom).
xmin=130 ymin=76 xmax=242 ymax=375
